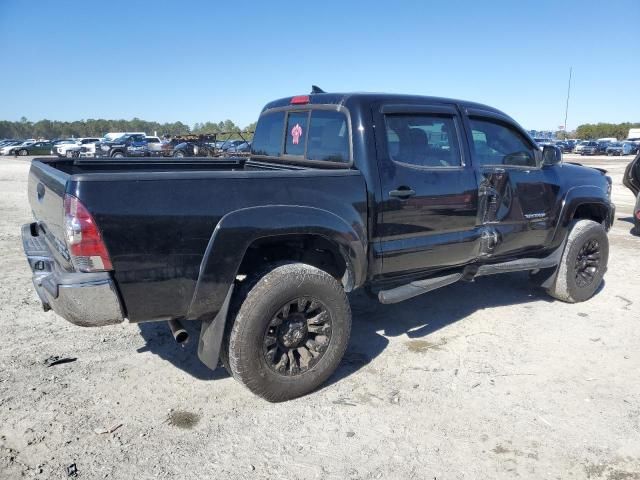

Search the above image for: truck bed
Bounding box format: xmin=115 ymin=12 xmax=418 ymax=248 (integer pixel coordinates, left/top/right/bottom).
xmin=27 ymin=157 xmax=367 ymax=323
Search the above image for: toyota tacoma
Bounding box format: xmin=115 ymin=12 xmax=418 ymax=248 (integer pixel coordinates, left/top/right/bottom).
xmin=22 ymin=88 xmax=615 ymax=401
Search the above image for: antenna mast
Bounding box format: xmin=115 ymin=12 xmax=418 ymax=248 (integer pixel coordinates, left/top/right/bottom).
xmin=563 ymin=67 xmax=572 ymax=138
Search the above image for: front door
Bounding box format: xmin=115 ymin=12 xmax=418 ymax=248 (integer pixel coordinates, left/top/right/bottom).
xmin=464 ymin=112 xmax=560 ymax=257
xmin=374 ymin=104 xmax=479 ymax=277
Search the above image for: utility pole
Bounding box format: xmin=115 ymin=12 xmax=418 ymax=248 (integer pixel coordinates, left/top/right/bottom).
xmin=563 ymin=67 xmax=572 ymax=139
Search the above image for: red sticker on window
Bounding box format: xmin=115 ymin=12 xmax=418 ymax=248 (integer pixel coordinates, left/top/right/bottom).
xmin=291 ymin=123 xmax=303 ymax=145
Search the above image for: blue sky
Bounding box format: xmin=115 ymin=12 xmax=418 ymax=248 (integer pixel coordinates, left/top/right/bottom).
xmin=1 ymin=0 xmax=638 ymax=131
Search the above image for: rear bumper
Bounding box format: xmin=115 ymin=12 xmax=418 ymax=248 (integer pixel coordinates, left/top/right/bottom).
xmin=21 ymin=223 xmax=124 ymax=327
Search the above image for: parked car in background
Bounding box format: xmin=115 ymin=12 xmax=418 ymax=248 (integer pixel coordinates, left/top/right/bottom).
xmin=0 ymin=140 xmax=23 ymax=154
xmin=580 ymin=141 xmax=600 ymax=156
xmin=623 ymin=141 xmax=639 ymax=155
xmin=574 ymin=141 xmax=591 ymax=154
xmin=95 ymin=134 xmax=148 ymax=158
xmin=597 ymin=141 xmax=610 ymax=154
xmin=145 ymin=136 xmax=163 ymax=154
xmin=53 ymin=138 xmax=101 ymax=158
xmin=220 ymin=140 xmax=246 ymax=151
xmin=555 ymin=141 xmax=572 ymax=153
xmin=2 ymin=140 xmax=34 ymax=155
xmin=533 ymin=138 xmax=554 ymax=148
xmin=11 ymin=141 xmax=53 ymax=156
xmin=606 ymin=142 xmax=624 ymax=156
xmin=226 ymin=141 xmax=251 ymax=153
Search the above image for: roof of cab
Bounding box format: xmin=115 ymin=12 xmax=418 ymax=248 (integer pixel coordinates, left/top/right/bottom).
xmin=261 ymin=92 xmax=507 ymax=117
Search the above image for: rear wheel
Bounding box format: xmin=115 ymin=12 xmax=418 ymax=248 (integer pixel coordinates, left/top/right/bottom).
xmin=112 ymin=152 xmax=124 ymax=158
xmin=174 ymin=150 xmax=185 ymax=158
xmin=223 ymin=263 xmax=351 ymax=402
xmin=546 ymin=220 xmax=608 ymax=303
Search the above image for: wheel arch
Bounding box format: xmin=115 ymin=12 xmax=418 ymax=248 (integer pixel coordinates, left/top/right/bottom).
xmin=551 ymin=185 xmax=613 ymax=245
xmin=186 ymin=205 xmax=367 ymax=322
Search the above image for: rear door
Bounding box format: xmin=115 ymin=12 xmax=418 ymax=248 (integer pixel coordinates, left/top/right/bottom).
xmin=463 ymin=110 xmax=560 ymax=256
xmin=374 ymin=104 xmax=479 ymax=276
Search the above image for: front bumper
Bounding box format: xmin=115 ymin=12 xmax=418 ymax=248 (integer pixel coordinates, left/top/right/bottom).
xmin=21 ymin=223 xmax=124 ymax=327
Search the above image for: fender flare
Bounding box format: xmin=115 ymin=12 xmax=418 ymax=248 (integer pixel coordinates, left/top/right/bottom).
xmin=186 ymin=205 xmax=367 ymax=322
xmin=550 ymin=185 xmax=612 ymax=245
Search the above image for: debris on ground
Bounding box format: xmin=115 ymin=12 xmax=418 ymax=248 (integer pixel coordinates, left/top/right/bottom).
xmin=94 ymin=423 xmax=123 ymax=435
xmin=44 ymin=356 xmax=77 ymax=367
xmin=66 ymin=463 xmax=78 ymax=477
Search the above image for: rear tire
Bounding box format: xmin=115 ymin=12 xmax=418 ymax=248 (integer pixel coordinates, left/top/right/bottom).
xmin=174 ymin=150 xmax=185 ymax=158
xmin=223 ymin=263 xmax=351 ymax=402
xmin=546 ymin=220 xmax=608 ymax=303
xmin=112 ymin=152 xmax=124 ymax=158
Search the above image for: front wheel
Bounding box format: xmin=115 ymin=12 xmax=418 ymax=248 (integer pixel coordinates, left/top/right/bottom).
xmin=174 ymin=150 xmax=185 ymax=158
xmin=546 ymin=219 xmax=608 ymax=303
xmin=18 ymin=149 xmax=28 ymax=156
xmin=111 ymin=152 xmax=124 ymax=158
xmin=224 ymin=263 xmax=351 ymax=402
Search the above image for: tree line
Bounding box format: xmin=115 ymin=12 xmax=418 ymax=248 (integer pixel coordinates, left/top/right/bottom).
xmin=573 ymin=122 xmax=640 ymax=140
xmin=0 ymin=117 xmax=257 ymax=140
xmin=3 ymin=117 xmax=638 ymax=142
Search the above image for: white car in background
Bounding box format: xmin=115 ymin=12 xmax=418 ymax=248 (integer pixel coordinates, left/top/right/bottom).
xmin=1 ymin=140 xmax=34 ymax=155
xmin=56 ymin=138 xmax=101 ymax=158
xmin=145 ymin=136 xmax=163 ymax=154
xmin=51 ymin=139 xmax=78 ymax=157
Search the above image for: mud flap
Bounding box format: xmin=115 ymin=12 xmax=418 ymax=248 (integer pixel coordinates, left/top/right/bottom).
xmin=197 ymin=285 xmax=234 ymax=370
xmin=539 ymin=237 xmax=569 ymax=290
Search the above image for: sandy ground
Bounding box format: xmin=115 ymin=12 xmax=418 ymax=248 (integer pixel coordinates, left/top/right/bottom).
xmin=0 ymin=154 xmax=639 ymax=479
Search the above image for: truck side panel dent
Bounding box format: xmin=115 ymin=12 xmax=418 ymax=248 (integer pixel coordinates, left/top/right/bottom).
xmin=186 ymin=205 xmax=367 ymax=322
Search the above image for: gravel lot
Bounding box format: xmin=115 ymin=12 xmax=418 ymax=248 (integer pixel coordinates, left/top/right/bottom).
xmin=1 ymin=154 xmax=639 ymax=479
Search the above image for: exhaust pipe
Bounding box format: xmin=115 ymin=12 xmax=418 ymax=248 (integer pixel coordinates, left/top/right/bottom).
xmin=168 ymin=319 xmax=189 ymax=344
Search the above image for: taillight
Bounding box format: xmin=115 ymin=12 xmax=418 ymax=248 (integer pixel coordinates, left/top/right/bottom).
xmin=63 ymin=194 xmax=113 ymax=272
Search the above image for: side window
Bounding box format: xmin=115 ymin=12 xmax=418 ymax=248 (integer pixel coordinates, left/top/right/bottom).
xmin=284 ymin=111 xmax=308 ymax=156
xmin=306 ymin=110 xmax=349 ymax=163
xmin=384 ymin=114 xmax=462 ymax=167
xmin=469 ymin=118 xmax=537 ymax=167
xmin=251 ymin=111 xmax=284 ymax=157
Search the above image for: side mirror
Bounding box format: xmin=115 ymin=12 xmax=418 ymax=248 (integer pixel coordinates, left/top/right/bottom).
xmin=542 ymin=145 xmax=562 ymax=166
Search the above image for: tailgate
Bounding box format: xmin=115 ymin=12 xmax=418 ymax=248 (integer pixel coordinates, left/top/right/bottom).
xmin=28 ymin=160 xmax=74 ymax=270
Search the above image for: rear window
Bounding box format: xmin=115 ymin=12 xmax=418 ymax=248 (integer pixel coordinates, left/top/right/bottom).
xmin=252 ymin=108 xmax=350 ymax=164
xmin=251 ymin=111 xmax=284 ymax=157
xmin=307 ymin=110 xmax=349 ymax=163
xmin=284 ymin=111 xmax=308 ymax=156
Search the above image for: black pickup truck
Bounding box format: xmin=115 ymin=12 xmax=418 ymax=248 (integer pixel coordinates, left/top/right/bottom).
xmin=22 ymin=90 xmax=615 ymax=401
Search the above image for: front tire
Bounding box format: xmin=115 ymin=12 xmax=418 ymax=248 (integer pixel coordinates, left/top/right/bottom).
xmin=18 ymin=149 xmax=28 ymax=156
xmin=546 ymin=220 xmax=608 ymax=303
xmin=224 ymin=263 xmax=351 ymax=402
xmin=174 ymin=150 xmax=185 ymax=158
xmin=112 ymin=152 xmax=124 ymax=158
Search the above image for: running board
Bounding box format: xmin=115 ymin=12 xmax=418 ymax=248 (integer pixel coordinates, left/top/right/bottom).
xmin=378 ymin=273 xmax=463 ymax=304
xmin=377 ymin=245 xmax=564 ymax=305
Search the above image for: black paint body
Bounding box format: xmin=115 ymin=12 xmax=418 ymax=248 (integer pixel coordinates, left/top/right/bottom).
xmin=27 ymin=93 xmax=614 ymax=324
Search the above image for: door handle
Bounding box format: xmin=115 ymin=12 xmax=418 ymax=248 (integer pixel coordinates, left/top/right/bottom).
xmin=389 ymin=188 xmax=416 ymax=199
